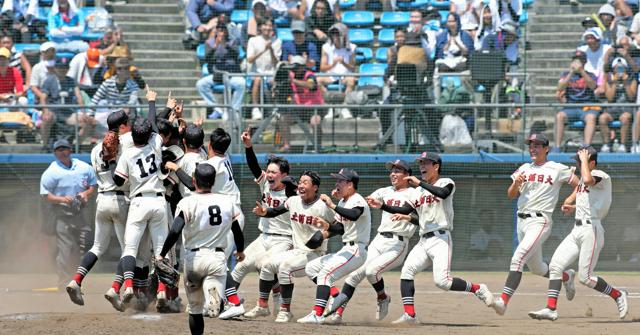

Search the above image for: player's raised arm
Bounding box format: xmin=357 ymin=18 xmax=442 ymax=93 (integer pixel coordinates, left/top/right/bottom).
xmin=577 ymin=149 xmax=595 ymax=186
xmin=242 ymin=129 xmax=263 ymax=179
xmin=253 ymin=201 xmax=289 ymax=218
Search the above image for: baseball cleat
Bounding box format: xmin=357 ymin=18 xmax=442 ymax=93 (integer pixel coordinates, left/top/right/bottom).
xmin=156 ymin=290 xmax=168 ymax=310
xmin=616 ymin=290 xmax=629 ymax=319
xmin=244 ymin=304 xmax=270 ymax=318
xmin=104 ymin=288 xmax=124 ymax=312
xmin=376 ymin=295 xmax=391 ymax=321
xmin=391 ymin=312 xmax=419 ymax=325
xmin=528 ymin=307 xmax=558 ymax=321
xmin=121 ymin=286 xmax=135 ymax=306
xmin=275 ymin=308 xmax=294 ymax=323
xmin=206 ymin=287 xmax=222 ymax=318
xmin=475 ymin=284 xmax=494 ymax=307
xmin=325 ymin=293 xmax=349 ymax=316
xmin=563 ymin=269 xmax=576 ymax=301
xmin=297 ymin=311 xmax=325 ymax=324
xmin=324 ymin=313 xmax=343 ymax=325
xmin=492 ymin=297 xmax=507 ymax=315
xmin=66 ymin=281 xmax=84 ymax=306
xmin=219 ymin=303 xmax=245 ymax=320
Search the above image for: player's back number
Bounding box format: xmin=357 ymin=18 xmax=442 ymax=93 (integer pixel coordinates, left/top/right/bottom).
xmin=135 ymin=154 xmax=158 ymax=178
xmin=208 ymin=205 xmax=222 ymax=226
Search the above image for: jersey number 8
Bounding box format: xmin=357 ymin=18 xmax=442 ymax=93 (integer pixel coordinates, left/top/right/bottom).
xmin=208 ymin=205 xmax=222 ymax=226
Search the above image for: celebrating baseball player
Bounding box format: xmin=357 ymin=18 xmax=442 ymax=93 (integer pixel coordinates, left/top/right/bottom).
xmin=157 ymin=163 xmax=245 ymax=334
xmin=297 ymin=168 xmax=372 ymax=324
xmin=492 ymin=133 xmax=579 ymax=315
xmin=324 ymin=160 xmax=420 ymax=323
xmin=528 ymin=145 xmax=629 ymax=321
xmin=252 ymin=170 xmax=336 ymax=323
xmin=390 ymin=152 xmax=494 ymax=324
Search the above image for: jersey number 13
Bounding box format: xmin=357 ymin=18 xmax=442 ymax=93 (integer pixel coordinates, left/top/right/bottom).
xmin=136 ymin=154 xmax=158 ymax=178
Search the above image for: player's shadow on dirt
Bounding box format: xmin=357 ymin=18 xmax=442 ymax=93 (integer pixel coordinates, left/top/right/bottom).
xmin=419 ymin=322 xmax=499 ymax=328
xmin=345 ymin=322 xmax=499 ymax=328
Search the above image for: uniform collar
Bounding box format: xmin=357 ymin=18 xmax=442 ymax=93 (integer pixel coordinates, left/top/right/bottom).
xmin=55 ymin=158 xmax=76 ymax=170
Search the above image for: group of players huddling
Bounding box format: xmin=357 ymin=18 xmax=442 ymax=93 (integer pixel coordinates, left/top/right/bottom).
xmin=63 ymin=92 xmax=630 ymax=334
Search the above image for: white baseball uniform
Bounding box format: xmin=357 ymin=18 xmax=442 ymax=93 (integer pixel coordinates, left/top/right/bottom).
xmin=345 ymin=187 xmax=419 ymax=288
xmin=306 ymin=193 xmax=372 ymax=287
xmin=510 ymin=161 xmax=576 ymax=275
xmin=548 ymin=170 xmax=611 ymax=287
xmin=401 ymin=178 xmax=457 ymax=291
xmin=176 ymin=192 xmax=241 ymax=314
xmin=231 ymin=172 xmax=293 ymax=284
xmin=259 ymin=195 xmax=335 ymax=285
xmin=175 ymin=150 xmax=208 ymax=198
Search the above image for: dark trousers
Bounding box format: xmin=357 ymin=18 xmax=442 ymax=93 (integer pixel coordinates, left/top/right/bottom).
xmin=54 ymin=214 xmax=92 ymax=289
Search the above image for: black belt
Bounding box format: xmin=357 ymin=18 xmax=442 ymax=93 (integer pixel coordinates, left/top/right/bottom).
xmin=575 ymin=219 xmax=592 ymax=226
xmin=379 ymin=232 xmax=404 ymax=241
xmin=190 ymin=247 xmax=224 ymax=252
xmin=422 ymin=230 xmax=447 ymax=239
xmin=263 ymin=232 xmax=292 ymax=238
xmin=100 ymin=191 xmax=125 ymax=196
xmin=517 ymin=212 xmax=544 ymax=219
xmin=343 ymin=241 xmax=358 ymax=246
xmin=135 ymin=192 xmax=163 ymax=197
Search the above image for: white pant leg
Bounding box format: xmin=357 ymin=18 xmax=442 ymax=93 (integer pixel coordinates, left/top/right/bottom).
xmin=256 ymin=235 xmax=293 ymax=270
xmin=426 ymin=232 xmax=453 ymax=291
xmin=231 ymin=236 xmax=267 ymax=283
xmin=363 ymin=236 xmax=409 ymax=285
xmin=185 ymin=249 xmax=227 ymax=314
xmin=400 ymin=238 xmax=432 ymax=280
xmin=136 ymin=227 xmax=152 ymax=268
xmin=316 ymin=244 xmax=367 ymax=287
xmin=278 ymin=249 xmax=320 ymax=285
xmin=146 ymin=197 xmax=169 ymax=257
xmin=90 ymin=194 xmax=129 ymax=256
xmin=122 ymin=197 xmax=149 ymax=258
xmin=345 ymin=237 xmax=384 ymax=288
xmin=305 ymin=253 xmax=332 ymax=281
xmin=577 ymin=222 xmax=605 ymax=288
xmin=548 ymin=229 xmax=580 ymax=281
xmin=510 ymin=216 xmax=551 ymax=275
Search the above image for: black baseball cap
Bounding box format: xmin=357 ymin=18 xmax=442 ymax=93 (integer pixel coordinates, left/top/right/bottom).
xmin=524 ymin=133 xmax=550 ymax=146
xmin=573 ymin=144 xmax=598 ymax=162
xmin=53 ymin=139 xmax=72 ymax=150
xmin=416 ymin=151 xmax=442 ymax=165
xmin=331 ymin=168 xmax=360 ymax=187
xmin=385 ymin=159 xmax=412 ymax=175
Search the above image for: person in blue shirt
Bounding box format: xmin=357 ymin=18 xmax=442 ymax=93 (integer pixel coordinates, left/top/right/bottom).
xmin=282 ymin=20 xmax=320 ymax=71
xmin=47 ymin=0 xmax=89 ymax=53
xmin=40 ymin=139 xmax=97 ymax=289
xmin=186 ymin=0 xmax=235 ymax=41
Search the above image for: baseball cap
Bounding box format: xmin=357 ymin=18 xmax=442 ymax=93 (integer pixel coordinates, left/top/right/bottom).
xmin=573 ymin=145 xmax=598 ymax=163
xmin=385 ymin=159 xmax=412 ymax=175
xmin=582 ymin=27 xmax=602 ymax=41
xmin=40 ymin=41 xmax=56 ymax=52
xmin=291 ymin=20 xmax=305 ymax=33
xmin=86 ymin=48 xmax=101 ymax=68
xmin=524 ymin=133 xmax=550 ymax=146
xmin=0 ymin=47 xmax=10 ymax=58
xmin=581 ymin=16 xmax=596 ymax=28
xmin=53 ymin=139 xmax=72 ymax=151
xmin=291 ymin=55 xmax=305 ymax=65
xmin=416 ymin=151 xmax=442 ymax=165
xmin=330 ymin=168 xmax=360 ymax=186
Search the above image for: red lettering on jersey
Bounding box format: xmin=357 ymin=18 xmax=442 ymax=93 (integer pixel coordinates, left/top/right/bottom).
xmin=545 ymin=176 xmax=554 ymax=185
xmin=386 ymin=199 xmax=393 ymax=206
xmin=394 ymin=200 xmax=401 ymax=207
xmin=537 ymin=174 xmax=544 ymax=183
xmin=417 ymin=194 xmax=440 ymax=206
xmin=297 ymin=214 xmax=306 ymax=224
xmin=291 ymin=212 xmax=298 ymax=222
xmin=577 ymin=184 xmax=590 ymax=193
xmin=306 ymin=216 xmax=313 ymax=225
xmin=273 ymin=199 xmax=281 ymax=207
xmin=528 ymin=173 xmax=536 ymax=182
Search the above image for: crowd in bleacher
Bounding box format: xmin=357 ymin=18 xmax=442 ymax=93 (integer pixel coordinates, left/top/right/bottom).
xmin=556 ymin=1 xmax=640 ymax=154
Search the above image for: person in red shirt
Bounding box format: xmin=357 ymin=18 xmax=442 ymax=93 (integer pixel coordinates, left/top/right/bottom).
xmin=0 ymin=47 xmax=25 ymax=104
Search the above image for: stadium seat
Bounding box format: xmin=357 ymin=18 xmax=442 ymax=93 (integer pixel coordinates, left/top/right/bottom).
xmin=439 ymin=10 xmax=449 ymax=25
xmin=36 ymin=7 xmax=50 ymax=21
xmin=13 ymin=43 xmax=41 ymax=53
xmin=431 ymin=0 xmax=451 ymax=9
xmin=349 ymin=28 xmax=374 ymax=45
xmin=377 ymin=28 xmax=395 ymax=45
xmin=277 ymin=28 xmax=293 ymax=42
xmin=358 ymin=63 xmax=387 ymax=88
xmin=440 ymin=75 xmax=462 ymax=88
xmin=355 ymin=47 xmax=373 ymax=63
xmin=397 ymin=0 xmax=430 ymax=9
xmin=275 ymin=15 xmax=291 ymax=27
xmin=568 ymin=120 xmax=622 ymax=130
xmin=375 ymin=47 xmax=388 ymax=63
xmin=519 ymin=10 xmax=528 ymax=25
xmin=342 ymin=11 xmax=375 ymax=27
xmin=380 ymin=12 xmax=410 ymax=27
xmin=326 ymin=83 xmax=346 ymax=91
xmin=231 ymin=10 xmax=252 ymax=24
xmin=339 ymin=0 xmax=357 ymax=9
xmin=523 ymin=0 xmax=535 ymax=8
xmin=201 ymin=64 xmax=226 ymax=93
xmin=80 ymin=7 xmax=109 ymax=41
xmin=197 ymin=43 xmax=206 ymax=60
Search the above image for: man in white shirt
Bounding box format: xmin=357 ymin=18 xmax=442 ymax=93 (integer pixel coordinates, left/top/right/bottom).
xmin=247 ymin=19 xmax=282 ymax=120
xmin=577 ymin=28 xmax=611 ymax=95
xmin=67 ymin=47 xmax=105 ymax=97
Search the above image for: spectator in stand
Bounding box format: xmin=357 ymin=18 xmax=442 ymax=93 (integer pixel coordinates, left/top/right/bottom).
xmin=246 ymin=0 xmax=269 ymax=39
xmin=318 ymin=22 xmax=355 ymax=119
xmin=0 ymin=47 xmax=26 ymax=105
xmin=383 ymin=28 xmax=405 ymax=84
xmin=408 ymin=8 xmax=436 ymax=58
xmin=577 ymin=28 xmax=611 ymax=96
xmin=481 ymin=19 xmax=519 ymax=66
xmin=282 ymin=20 xmax=319 ymax=71
xmin=474 ymin=4 xmax=493 ymax=50
xmin=434 ymin=13 xmax=474 ymax=73
xmin=634 ymin=93 xmax=640 ymax=153
xmin=247 ymin=18 xmax=282 ymax=120
xmin=305 ymin=0 xmax=335 ymax=53
xmin=99 ymin=47 xmax=146 ymax=90
xmin=31 ymin=42 xmax=57 ymax=105
xmin=601 ymin=56 xmax=635 ymax=153
xmin=186 ymin=0 xmax=235 ymax=41
xmin=196 ymin=22 xmax=245 ymax=120
xmin=48 ymin=0 xmax=89 ymax=53
xmin=597 ymin=3 xmax=626 ymax=45
xmin=91 ymin=57 xmax=140 ymax=134
xmin=304 ymin=0 xmax=340 ymax=19
xmin=1 ymin=0 xmax=45 ymax=43
xmin=554 ymin=53 xmax=598 ymax=152
xmin=608 ymin=0 xmax=634 ymax=19
xmin=450 ymin=0 xmax=482 ymax=39
xmin=487 ymin=0 xmax=521 ymax=32
xmin=89 ymin=26 xmax=129 ymax=57
xmin=261 ymin=0 xmax=306 ymax=22
xmin=67 ymin=47 xmax=105 ymax=98
xmin=1 ymin=34 xmax=32 ymax=88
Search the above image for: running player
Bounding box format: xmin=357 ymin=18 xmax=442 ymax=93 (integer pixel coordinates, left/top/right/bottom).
xmin=528 ymin=145 xmax=629 ymax=321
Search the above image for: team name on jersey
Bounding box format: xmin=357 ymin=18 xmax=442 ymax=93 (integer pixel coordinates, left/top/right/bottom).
xmin=291 ymin=212 xmax=315 ymax=225
xmin=386 ymin=199 xmax=404 ymax=207
xmin=577 ymin=184 xmax=590 ymax=193
xmin=262 ymin=193 xmax=283 ymax=208
xmin=524 ymin=173 xmax=554 ymax=185
xmin=415 ymin=194 xmax=441 ymax=206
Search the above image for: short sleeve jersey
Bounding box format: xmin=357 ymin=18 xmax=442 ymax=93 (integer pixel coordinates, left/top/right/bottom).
xmin=575 ymin=169 xmax=612 ymax=221
xmin=369 ymin=186 xmax=419 ymax=238
xmin=176 ymin=151 xmax=207 ymax=198
xmin=512 ymin=161 xmax=576 ymax=215
xmin=176 ymin=193 xmax=240 ymax=251
xmin=257 ymin=172 xmax=292 ymax=236
xmin=115 ymin=136 xmax=165 ymax=197
xmin=91 ymin=143 xmax=127 ymax=193
xmin=206 ymin=154 xmax=241 ymax=204
xmin=285 ymin=195 xmax=335 ymax=252
xmin=336 ymin=193 xmax=371 ymax=244
xmin=411 ymin=178 xmax=456 ymax=235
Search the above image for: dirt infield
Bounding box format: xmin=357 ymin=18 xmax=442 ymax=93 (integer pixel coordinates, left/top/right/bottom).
xmin=0 ymin=272 xmax=638 ymax=335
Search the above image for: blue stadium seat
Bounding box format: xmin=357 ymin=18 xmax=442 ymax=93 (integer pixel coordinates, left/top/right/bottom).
xmin=358 ymin=63 xmax=387 ymax=88
xmin=201 ymin=64 xmax=226 ymax=93
xmin=349 ymin=28 xmax=374 ymax=45
xmin=523 ymin=0 xmax=535 ymax=8
xmin=397 ymin=0 xmax=430 ymax=9
xmin=56 ymin=52 xmax=76 ymax=60
xmin=377 ymin=28 xmax=395 ymax=45
xmin=355 ymin=47 xmax=372 ymax=63
xmin=380 ymin=12 xmax=410 ymax=27
xmin=36 ymin=7 xmax=50 ymax=21
xmin=275 ymin=15 xmax=291 ymax=27
xmin=231 ymin=10 xmax=252 ymax=24
xmin=197 ymin=44 xmax=206 ymax=60
xmin=326 ymin=83 xmax=346 ymax=91
xmin=569 ymin=120 xmax=622 ymax=130
xmin=79 ymin=7 xmax=108 ymax=41
xmin=440 ymin=75 xmax=462 ymax=88
xmin=375 ymin=47 xmax=388 ymax=63
xmin=519 ymin=10 xmax=528 ymax=25
xmin=342 ymin=11 xmax=375 ymax=27
xmin=277 ymin=28 xmax=293 ymax=42
xmin=431 ymin=0 xmax=451 ymax=9
xmin=13 ymin=43 xmax=41 ymax=53
xmin=339 ymin=0 xmax=357 ymax=9
xmin=439 ymin=10 xmax=449 ymax=25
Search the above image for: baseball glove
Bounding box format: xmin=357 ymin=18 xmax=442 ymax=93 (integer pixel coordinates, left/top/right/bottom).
xmin=154 ymin=258 xmax=180 ymax=288
xmin=102 ymin=131 xmax=120 ymax=161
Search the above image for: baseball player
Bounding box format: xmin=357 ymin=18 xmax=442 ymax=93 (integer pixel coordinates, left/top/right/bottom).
xmin=390 ymin=152 xmax=494 ymax=324
xmin=156 ymin=163 xmax=245 ymax=334
xmin=323 ymin=160 xmax=420 ymax=323
xmin=296 ymin=169 xmax=372 ymax=324
xmin=528 ymin=145 xmax=629 ymax=321
xmin=113 ymin=117 xmax=169 ymax=308
xmin=492 ymin=133 xmax=579 ymax=315
xmin=252 ymin=170 xmax=336 ymax=323
xmin=164 ymin=124 xmax=207 ymax=199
